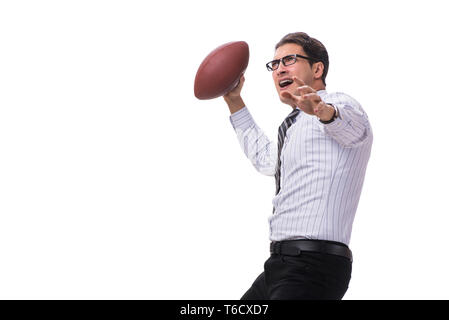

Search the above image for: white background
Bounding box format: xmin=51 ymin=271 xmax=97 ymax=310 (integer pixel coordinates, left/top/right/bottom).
xmin=1 ymin=0 xmax=448 ymax=299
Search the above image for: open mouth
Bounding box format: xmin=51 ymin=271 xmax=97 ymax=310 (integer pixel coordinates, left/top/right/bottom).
xmin=279 ymin=79 xmax=293 ymax=89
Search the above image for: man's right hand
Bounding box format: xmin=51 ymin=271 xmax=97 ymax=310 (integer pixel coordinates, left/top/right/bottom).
xmin=223 ymin=74 xmax=246 ymax=114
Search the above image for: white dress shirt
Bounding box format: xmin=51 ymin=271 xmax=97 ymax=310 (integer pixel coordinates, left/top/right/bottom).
xmin=229 ymin=90 xmax=373 ymax=245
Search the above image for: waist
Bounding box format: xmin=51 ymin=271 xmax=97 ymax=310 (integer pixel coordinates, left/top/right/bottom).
xmin=268 ymin=210 xmax=356 ymax=245
xmin=270 ymin=239 xmax=353 ymax=262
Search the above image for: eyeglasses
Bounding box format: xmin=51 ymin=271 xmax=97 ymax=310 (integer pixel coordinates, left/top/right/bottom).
xmin=266 ymin=54 xmax=317 ymax=71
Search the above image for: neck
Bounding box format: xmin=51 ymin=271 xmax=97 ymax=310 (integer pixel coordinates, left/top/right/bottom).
xmin=311 ymin=80 xmax=326 ymax=91
xmin=313 ymin=84 xmax=326 ymax=91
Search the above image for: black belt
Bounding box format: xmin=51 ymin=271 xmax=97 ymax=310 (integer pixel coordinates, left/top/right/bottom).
xmin=270 ymin=240 xmax=353 ymax=262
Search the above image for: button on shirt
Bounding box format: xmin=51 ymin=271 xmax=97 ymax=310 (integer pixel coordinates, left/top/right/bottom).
xmin=229 ymin=90 xmax=373 ymax=245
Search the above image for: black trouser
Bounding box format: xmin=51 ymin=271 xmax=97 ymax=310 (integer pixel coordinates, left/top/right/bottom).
xmin=241 ymin=241 xmax=352 ymax=300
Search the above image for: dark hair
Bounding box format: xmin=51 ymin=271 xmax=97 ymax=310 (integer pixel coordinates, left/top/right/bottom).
xmin=275 ymin=32 xmax=329 ymax=86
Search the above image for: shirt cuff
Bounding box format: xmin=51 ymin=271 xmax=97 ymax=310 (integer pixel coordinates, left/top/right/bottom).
xmin=229 ymin=106 xmax=255 ymax=131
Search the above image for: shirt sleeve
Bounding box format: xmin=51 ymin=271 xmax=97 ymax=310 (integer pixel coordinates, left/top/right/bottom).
xmin=229 ymin=107 xmax=277 ymax=176
xmin=320 ymin=92 xmax=373 ymax=148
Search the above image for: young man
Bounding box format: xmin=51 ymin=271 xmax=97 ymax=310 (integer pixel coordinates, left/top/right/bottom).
xmin=224 ymin=32 xmax=373 ymax=300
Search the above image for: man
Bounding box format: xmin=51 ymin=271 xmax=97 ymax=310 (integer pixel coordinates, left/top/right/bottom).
xmin=223 ymin=32 xmax=373 ymax=300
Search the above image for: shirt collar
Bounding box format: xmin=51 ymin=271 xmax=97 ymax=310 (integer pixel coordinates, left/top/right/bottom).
xmin=317 ymin=89 xmax=327 ymax=98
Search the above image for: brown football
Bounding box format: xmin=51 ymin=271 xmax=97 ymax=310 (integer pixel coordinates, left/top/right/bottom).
xmin=194 ymin=41 xmax=249 ymax=100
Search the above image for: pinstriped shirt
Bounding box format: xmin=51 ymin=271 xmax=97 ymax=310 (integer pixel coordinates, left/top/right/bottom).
xmin=229 ymin=90 xmax=373 ymax=245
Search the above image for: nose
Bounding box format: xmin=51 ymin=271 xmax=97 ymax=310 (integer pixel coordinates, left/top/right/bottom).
xmin=276 ymin=64 xmax=288 ymax=78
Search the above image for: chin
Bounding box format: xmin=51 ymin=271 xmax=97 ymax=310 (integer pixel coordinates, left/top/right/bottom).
xmin=277 ymin=86 xmax=297 ymax=106
xmin=279 ymin=97 xmax=293 ymax=107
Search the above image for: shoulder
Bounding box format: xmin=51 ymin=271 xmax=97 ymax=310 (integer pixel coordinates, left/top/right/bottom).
xmin=321 ymin=91 xmax=367 ymax=115
xmin=321 ymin=91 xmax=360 ymax=107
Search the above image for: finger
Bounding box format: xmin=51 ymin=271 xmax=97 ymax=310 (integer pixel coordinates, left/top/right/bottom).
xmin=281 ymin=91 xmax=300 ymax=104
xmin=233 ymin=74 xmax=245 ymax=90
xmin=293 ymin=77 xmax=306 ymax=87
xmin=238 ymin=73 xmax=245 ymax=86
xmin=303 ymin=92 xmax=322 ymax=102
xmin=281 ymin=91 xmax=301 ymax=100
xmin=296 ymin=85 xmax=315 ymax=97
xmin=281 ymin=91 xmax=294 ymax=100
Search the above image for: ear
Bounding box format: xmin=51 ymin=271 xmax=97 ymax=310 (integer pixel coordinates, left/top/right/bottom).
xmin=313 ymin=61 xmax=324 ymax=80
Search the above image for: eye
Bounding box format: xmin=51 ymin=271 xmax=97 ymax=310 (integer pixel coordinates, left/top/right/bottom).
xmin=271 ymin=61 xmax=279 ymax=69
xmin=283 ymin=55 xmax=296 ymax=65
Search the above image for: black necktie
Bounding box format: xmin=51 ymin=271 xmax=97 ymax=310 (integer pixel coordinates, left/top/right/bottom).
xmin=275 ymin=108 xmax=300 ymax=195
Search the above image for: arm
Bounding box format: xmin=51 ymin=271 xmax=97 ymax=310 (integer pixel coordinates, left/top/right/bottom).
xmin=224 ymin=75 xmax=277 ymax=176
xmin=281 ymin=77 xmax=372 ymax=148
xmin=229 ymin=107 xmax=277 ymax=176
xmin=320 ymin=92 xmax=372 ymax=148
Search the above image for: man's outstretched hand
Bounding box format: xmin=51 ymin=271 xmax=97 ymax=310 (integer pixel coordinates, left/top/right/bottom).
xmin=281 ymin=77 xmax=335 ymax=121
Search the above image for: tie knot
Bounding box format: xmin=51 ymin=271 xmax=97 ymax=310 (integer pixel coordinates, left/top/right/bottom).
xmin=287 ymin=108 xmax=300 ymax=120
xmin=280 ymin=108 xmax=300 ymax=131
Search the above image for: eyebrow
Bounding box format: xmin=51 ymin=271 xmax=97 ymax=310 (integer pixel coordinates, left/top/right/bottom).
xmin=273 ymin=53 xmax=299 ymax=60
